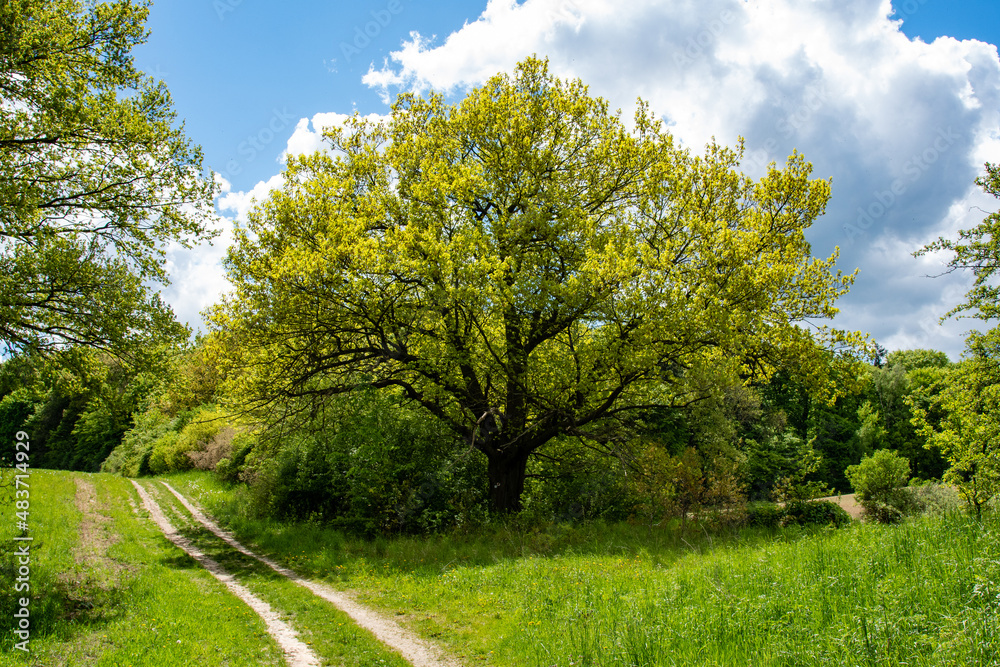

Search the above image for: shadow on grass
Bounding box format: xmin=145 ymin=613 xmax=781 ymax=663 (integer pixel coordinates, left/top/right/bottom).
xmin=207 ymin=512 xmax=808 ymax=585
xmin=0 ymin=554 xmax=131 ymax=651
xmin=166 ymin=524 xmax=290 ymax=584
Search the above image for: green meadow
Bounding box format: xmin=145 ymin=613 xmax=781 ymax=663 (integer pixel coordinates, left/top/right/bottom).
xmin=170 ymin=471 xmax=999 ymax=667
xmin=0 ymin=470 xmax=285 ymax=666
xmin=0 ymin=470 xmax=404 ymax=666
xmin=2 ymin=469 xmax=998 ymax=666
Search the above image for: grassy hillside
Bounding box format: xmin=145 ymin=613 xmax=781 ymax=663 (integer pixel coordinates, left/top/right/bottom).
xmin=171 ymin=472 xmax=1000 ymax=667
xmin=0 ymin=470 xmax=286 ymax=665
xmin=0 ymin=470 xmax=406 ymax=666
xmin=2 ymin=469 xmax=998 ymax=666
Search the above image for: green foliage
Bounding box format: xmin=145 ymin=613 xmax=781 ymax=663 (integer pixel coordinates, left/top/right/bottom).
xmin=914 ymin=332 xmax=1000 ymax=518
xmin=0 ymin=350 xmax=156 ymax=471
xmin=856 ymin=399 xmax=887 ymax=452
xmin=101 ymin=408 xmax=172 ymax=476
xmin=913 ymin=163 xmax=1000 ymax=518
xmin=240 ymin=391 xmax=487 ymax=535
xmin=743 ymin=501 xmax=784 ymax=528
xmin=0 ymin=0 xmax=217 ymax=355
xmin=845 ymin=449 xmax=917 ymax=523
xmin=147 ymin=430 xmax=182 ymax=474
xmin=147 ymin=335 xmax=226 ymax=417
xmin=69 ymin=399 xmax=132 ymax=472
xmin=214 ymin=431 xmax=257 ymax=483
xmin=780 ymin=499 xmax=852 ymax=527
xmin=751 ymin=348 xmax=951 ymax=497
xmin=111 ymin=405 xmax=238 ymax=476
xmin=910 ymin=480 xmax=963 ymax=516
xmin=861 ymin=356 xmax=949 ymax=480
xmin=744 ymin=500 xmax=851 ymax=528
xmin=0 ymin=390 xmax=36 ymax=467
xmin=810 ymin=405 xmax=866 ymax=493
xmin=102 ymin=336 xmax=235 ymax=477
xmin=767 ymin=433 xmax=831 ymax=502
xmin=743 ymin=430 xmax=805 ymax=500
xmin=630 ymin=444 xmax=747 ymax=531
xmin=752 ymin=354 xmax=873 ymax=496
xmin=886 ymin=349 xmax=951 ymax=371
xmin=918 ymin=162 xmax=1000 ymax=321
xmin=214 ymin=56 xmax=858 ymax=513
xmin=519 ymin=436 xmax=635 ymax=523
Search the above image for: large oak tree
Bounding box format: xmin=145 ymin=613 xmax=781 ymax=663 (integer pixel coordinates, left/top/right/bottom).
xmin=0 ymin=0 xmax=216 ymax=356
xmin=213 ymin=58 xmax=856 ymax=512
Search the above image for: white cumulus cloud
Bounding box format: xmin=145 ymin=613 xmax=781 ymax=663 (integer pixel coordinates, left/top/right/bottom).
xmin=362 ymin=0 xmax=1000 ymax=358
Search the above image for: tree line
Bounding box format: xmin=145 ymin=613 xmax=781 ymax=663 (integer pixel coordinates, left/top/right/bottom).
xmin=1 ymin=1 xmax=998 ymax=533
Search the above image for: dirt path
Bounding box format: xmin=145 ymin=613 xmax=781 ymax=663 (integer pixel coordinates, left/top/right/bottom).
xmin=816 ymin=492 xmax=864 ymax=520
xmin=73 ymin=478 xmax=127 ymax=580
xmin=160 ymin=481 xmax=463 ymax=667
xmin=130 ymin=481 xmax=320 ymax=667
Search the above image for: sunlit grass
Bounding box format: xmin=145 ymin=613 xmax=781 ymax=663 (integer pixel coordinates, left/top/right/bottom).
xmin=171 ymin=470 xmax=1000 ymax=666
xmin=144 ymin=479 xmax=412 ymax=667
xmin=0 ymin=470 xmax=285 ymax=665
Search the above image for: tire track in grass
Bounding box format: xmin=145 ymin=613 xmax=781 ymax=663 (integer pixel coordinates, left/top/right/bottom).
xmin=160 ymin=481 xmax=463 ymax=667
xmin=130 ymin=480 xmax=320 ymax=667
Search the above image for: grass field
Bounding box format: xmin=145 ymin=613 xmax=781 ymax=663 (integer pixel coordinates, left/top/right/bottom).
xmin=3 ymin=469 xmax=999 ymax=666
xmin=0 ymin=470 xmax=407 ymax=666
xmin=0 ymin=470 xmax=287 ymax=666
xmin=169 ymin=472 xmax=1000 ymax=667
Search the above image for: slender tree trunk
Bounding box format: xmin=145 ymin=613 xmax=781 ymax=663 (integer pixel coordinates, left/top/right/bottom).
xmin=487 ymin=449 xmax=531 ymax=514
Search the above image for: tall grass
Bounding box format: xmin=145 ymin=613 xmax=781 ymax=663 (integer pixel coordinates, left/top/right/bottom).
xmin=172 ymin=471 xmax=1000 ymax=667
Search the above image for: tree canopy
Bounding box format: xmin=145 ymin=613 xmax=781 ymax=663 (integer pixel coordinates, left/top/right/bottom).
xmin=918 ymin=162 xmax=1000 ymax=321
xmin=0 ymin=0 xmax=216 ymax=355
xmin=212 ymin=57 xmax=857 ymax=512
xmin=914 ymin=162 xmax=1000 ymax=516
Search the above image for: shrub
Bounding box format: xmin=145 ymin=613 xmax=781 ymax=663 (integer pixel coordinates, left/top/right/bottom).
xmin=102 ymin=408 xmax=172 ymax=475
xmin=845 ymin=449 xmax=918 ymax=523
xmin=174 ymin=406 xmax=228 ymax=466
xmin=105 ymin=406 xmax=237 ymax=476
xmin=745 ymin=430 xmax=830 ymax=502
xmin=744 ymin=500 xmax=851 ymax=529
xmin=745 ymin=501 xmax=782 ymax=528
xmin=781 ymin=500 xmax=852 ymax=528
xmin=187 ymin=425 xmax=237 ymax=471
xmin=215 ymin=431 xmax=256 ymax=482
xmin=240 ymin=391 xmax=488 ymax=535
xmin=629 ymin=445 xmax=747 ymax=530
xmin=910 ymin=480 xmax=962 ymax=516
xmin=147 ymin=431 xmax=181 ymax=474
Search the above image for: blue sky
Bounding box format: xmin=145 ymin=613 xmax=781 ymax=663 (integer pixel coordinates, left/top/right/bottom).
xmin=133 ymin=0 xmax=1000 ymax=359
xmin=136 ymin=0 xmax=499 ymax=190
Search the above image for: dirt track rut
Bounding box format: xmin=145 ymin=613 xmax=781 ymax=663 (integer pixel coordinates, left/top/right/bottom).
xmin=134 ymin=479 xmax=462 ymax=667
xmin=131 ymin=480 xmax=320 ymax=667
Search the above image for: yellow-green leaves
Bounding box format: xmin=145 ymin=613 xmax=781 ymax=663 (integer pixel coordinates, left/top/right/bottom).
xmin=214 ymin=57 xmax=859 ymax=512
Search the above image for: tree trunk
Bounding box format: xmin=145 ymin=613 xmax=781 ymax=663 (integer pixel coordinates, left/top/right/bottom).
xmin=487 ymin=449 xmax=531 ymax=514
